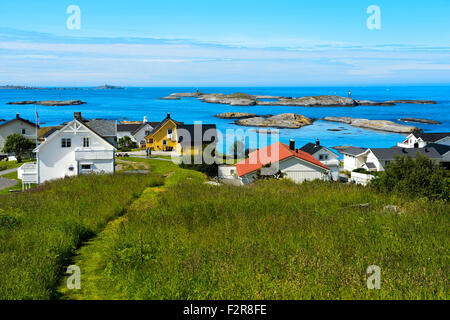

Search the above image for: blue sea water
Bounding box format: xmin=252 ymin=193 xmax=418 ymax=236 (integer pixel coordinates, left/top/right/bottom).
xmin=1 ymin=86 xmax=449 ymax=155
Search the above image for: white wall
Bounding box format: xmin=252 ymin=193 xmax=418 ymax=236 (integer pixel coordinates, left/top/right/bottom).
xmin=0 ymin=119 xmax=37 ymax=151
xmin=133 ymin=124 xmax=154 ymax=146
xmin=218 ymin=165 xmax=238 ymax=179
xmin=37 ymin=121 xmax=115 ymax=183
xmin=240 ymin=156 xmax=327 ymax=185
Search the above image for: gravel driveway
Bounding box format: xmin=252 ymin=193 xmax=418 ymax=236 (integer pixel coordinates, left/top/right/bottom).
xmin=0 ymin=177 xmax=18 ymax=191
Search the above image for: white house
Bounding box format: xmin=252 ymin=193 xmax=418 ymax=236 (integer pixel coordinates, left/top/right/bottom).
xmin=341 ymin=147 xmax=368 ymax=172
xmin=0 ymin=114 xmax=38 ymax=158
xmin=236 ymin=140 xmax=330 ymax=185
xmin=117 ymin=116 xmax=157 ymax=148
xmin=23 ymin=112 xmax=116 ymax=185
xmin=341 ymin=146 xmax=441 ymax=172
xmin=398 ymin=131 xmax=450 ymax=148
xmin=299 ymin=140 xmax=340 ymax=181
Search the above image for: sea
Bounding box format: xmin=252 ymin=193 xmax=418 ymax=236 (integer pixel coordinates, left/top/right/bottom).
xmin=1 ymin=86 xmax=449 ymax=156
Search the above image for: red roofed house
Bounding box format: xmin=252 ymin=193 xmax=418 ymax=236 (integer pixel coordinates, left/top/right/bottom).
xmin=235 ymin=140 xmax=330 ymax=185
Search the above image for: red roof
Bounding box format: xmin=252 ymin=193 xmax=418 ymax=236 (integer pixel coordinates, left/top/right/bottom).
xmin=236 ymin=142 xmax=329 ymax=177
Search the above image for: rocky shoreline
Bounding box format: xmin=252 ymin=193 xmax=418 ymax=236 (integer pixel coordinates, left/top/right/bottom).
xmin=398 ymin=117 xmax=441 ymax=124
xmin=159 ymin=91 xmax=437 ymax=107
xmin=322 ymin=117 xmax=417 ymax=133
xmin=7 ymin=100 xmax=86 ymax=106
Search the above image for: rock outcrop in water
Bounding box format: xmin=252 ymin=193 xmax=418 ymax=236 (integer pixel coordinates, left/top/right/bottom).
xmin=215 ymin=112 xmax=257 ymax=119
xmin=398 ymin=118 xmax=441 ymax=124
xmin=159 ymin=91 xmax=438 ymax=107
xmin=7 ymin=100 xmax=86 ymax=106
xmin=322 ymin=117 xmax=417 ymax=133
xmin=235 ymin=113 xmax=313 ymax=129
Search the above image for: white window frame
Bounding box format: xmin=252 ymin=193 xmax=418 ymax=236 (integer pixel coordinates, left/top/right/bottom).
xmin=83 ymin=137 xmax=90 ymax=148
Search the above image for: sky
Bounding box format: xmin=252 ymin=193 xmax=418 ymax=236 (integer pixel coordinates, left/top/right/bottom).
xmin=0 ymin=0 xmax=449 ymax=86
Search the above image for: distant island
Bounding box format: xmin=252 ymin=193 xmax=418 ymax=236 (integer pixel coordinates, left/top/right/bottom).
xmin=7 ymin=100 xmax=86 ymax=106
xmin=94 ymin=84 xmax=124 ymax=90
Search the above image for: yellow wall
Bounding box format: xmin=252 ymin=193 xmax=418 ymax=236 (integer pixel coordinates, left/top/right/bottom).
xmin=145 ymin=119 xmax=178 ymax=151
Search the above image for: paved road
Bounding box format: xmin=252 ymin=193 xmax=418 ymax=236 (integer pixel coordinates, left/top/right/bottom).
xmin=0 ymin=167 xmax=19 ymax=191
xmin=0 ymin=177 xmax=18 ymax=191
xmin=0 ymin=167 xmax=18 ymax=176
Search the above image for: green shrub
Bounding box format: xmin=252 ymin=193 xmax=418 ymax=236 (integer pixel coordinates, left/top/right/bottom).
xmin=371 ymin=154 xmax=449 ymax=201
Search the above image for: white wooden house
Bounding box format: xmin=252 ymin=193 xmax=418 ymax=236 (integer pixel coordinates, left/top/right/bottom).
xmin=299 ymin=140 xmax=340 ymax=181
xmin=21 ymin=113 xmax=116 ymax=185
xmin=0 ymin=114 xmax=38 ymax=159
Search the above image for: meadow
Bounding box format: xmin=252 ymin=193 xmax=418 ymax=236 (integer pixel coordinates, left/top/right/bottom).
xmin=0 ymin=172 xmax=164 ymax=299
xmin=61 ymin=159 xmax=448 ymax=300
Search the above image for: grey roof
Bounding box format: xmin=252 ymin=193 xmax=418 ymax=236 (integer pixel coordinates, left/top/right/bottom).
xmin=300 ymin=142 xmax=325 ymax=155
xmin=177 ymin=124 xmax=217 ymax=147
xmin=427 ymin=143 xmax=450 ymax=156
xmin=370 ymin=147 xmax=441 ymax=161
xmin=86 ymin=119 xmax=116 ymax=137
xmin=117 ymin=123 xmax=141 ymax=133
xmin=0 ymin=115 xmax=39 ymax=129
xmin=416 ymin=132 xmax=450 ymax=142
xmin=43 ymin=127 xmax=59 ymax=138
xmin=340 ymin=146 xmax=367 ymax=156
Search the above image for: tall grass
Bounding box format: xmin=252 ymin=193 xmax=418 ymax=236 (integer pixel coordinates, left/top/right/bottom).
xmin=65 ymin=178 xmax=449 ymax=300
xmin=0 ymin=173 xmax=163 ymax=299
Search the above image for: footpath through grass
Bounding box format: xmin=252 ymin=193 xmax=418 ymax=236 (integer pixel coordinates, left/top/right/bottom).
xmin=0 ymin=172 xmax=164 ymax=299
xmin=62 ymin=159 xmax=448 ymax=300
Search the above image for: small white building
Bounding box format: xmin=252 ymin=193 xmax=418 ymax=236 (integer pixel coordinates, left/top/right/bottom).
xmin=26 ymin=113 xmax=116 ymax=184
xmin=236 ymin=140 xmax=330 ymax=185
xmin=398 ymin=132 xmax=450 ymax=148
xmin=0 ymin=114 xmax=38 ymax=158
xmin=117 ymin=117 xmax=157 ymax=148
xmin=299 ymin=140 xmax=340 ymax=181
xmin=341 ymin=146 xmax=442 ymax=172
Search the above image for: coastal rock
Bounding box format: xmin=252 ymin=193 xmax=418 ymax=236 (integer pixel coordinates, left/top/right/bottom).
xmin=170 ymin=92 xmax=203 ymax=98
xmin=398 ymin=118 xmax=441 ymax=124
xmin=7 ymin=100 xmax=87 ymax=106
xmin=257 ymin=95 xmax=358 ymax=107
xmin=323 ymin=117 xmax=417 ymax=133
xmin=158 ymin=96 xmax=180 ymax=100
xmin=215 ymin=112 xmax=257 ymax=119
xmin=356 ymin=100 xmax=396 ymax=106
xmin=385 ymin=100 xmax=437 ymax=104
xmin=236 ymin=113 xmax=313 ymax=129
xmin=199 ymin=93 xmax=257 ymax=106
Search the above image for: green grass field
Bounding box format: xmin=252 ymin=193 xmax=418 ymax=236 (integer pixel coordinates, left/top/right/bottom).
xmin=0 ymin=158 xmax=448 ymax=300
xmin=0 ymin=172 xmax=164 ymax=299
xmin=61 ymin=159 xmax=448 ymax=300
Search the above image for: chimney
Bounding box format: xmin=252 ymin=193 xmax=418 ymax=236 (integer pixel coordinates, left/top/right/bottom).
xmin=16 ymin=113 xmax=20 ymax=119
xmin=74 ymin=112 xmax=82 ymax=121
xmin=143 ymin=116 xmax=148 ymax=123
xmin=316 ymin=139 xmax=320 ymax=146
xmin=167 ymin=113 xmax=171 ymax=119
xmin=289 ymin=139 xmax=295 ymax=151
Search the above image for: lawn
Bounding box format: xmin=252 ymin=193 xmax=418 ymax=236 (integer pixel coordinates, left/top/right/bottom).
xmin=0 ymin=159 xmax=32 ymax=172
xmin=61 ymin=162 xmax=449 ymax=300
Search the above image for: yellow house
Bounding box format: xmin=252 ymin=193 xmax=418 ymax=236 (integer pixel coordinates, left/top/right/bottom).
xmin=145 ymin=113 xmax=217 ymax=156
xmin=144 ymin=114 xmax=179 ymax=152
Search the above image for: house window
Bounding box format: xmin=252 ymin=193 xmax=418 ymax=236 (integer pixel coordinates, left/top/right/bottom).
xmin=167 ymin=129 xmax=173 ymax=135
xmin=22 ymin=129 xmax=26 ymax=134
xmin=81 ymin=164 xmax=92 ymax=170
xmin=145 ymin=130 xmax=151 ymax=136
xmin=162 ymin=140 xmax=168 ymax=146
xmin=61 ymin=138 xmax=72 ymax=148
xmin=319 ymin=154 xmax=328 ymax=160
xmin=83 ymin=137 xmax=90 ymax=147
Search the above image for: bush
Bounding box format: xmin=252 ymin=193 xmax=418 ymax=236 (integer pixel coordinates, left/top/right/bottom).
xmin=118 ymin=136 xmax=138 ymax=149
xmin=371 ymin=154 xmax=449 ymax=201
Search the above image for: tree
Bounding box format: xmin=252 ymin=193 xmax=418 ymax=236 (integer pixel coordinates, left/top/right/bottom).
xmin=371 ymin=153 xmax=449 ymax=201
xmin=118 ymin=136 xmax=138 ymax=150
xmin=2 ymin=134 xmax=35 ymax=163
xmin=229 ymin=139 xmax=246 ymax=159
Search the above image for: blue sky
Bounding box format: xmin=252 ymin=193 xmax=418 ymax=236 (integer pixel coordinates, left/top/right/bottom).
xmin=0 ymin=0 xmax=449 ymax=86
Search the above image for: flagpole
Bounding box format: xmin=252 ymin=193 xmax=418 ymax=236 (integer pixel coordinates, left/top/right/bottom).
xmin=35 ymin=104 xmax=38 ymax=148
